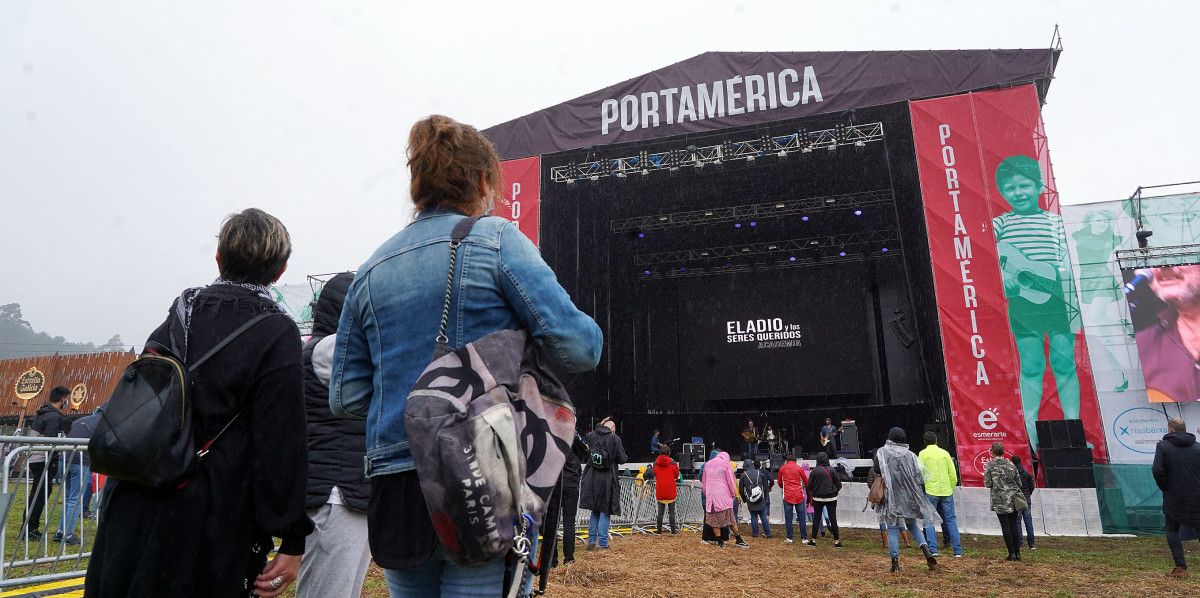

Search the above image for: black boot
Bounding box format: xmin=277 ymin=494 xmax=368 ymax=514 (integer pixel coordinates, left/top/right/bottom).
xmin=920 ymin=544 xmax=938 ymax=570
xmin=1013 ymin=547 xmax=1021 ymax=561
xmin=890 ymin=557 xmax=900 ymax=572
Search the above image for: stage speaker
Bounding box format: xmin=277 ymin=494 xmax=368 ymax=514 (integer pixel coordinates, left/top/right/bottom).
xmin=1036 ymin=419 xmax=1087 ymax=449
xmin=1039 ymin=447 xmax=1095 ymax=488
xmin=769 ymin=452 xmax=785 ymax=471
xmin=680 ymin=451 xmax=693 ymax=472
xmin=839 ymin=421 xmax=861 ymax=458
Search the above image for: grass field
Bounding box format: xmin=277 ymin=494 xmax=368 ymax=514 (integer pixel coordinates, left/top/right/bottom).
xmin=330 ymin=527 xmax=1200 ymax=598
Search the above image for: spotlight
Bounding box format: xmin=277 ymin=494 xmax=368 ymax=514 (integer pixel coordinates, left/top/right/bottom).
xmin=825 ymin=198 xmax=836 ymax=204
xmin=775 ymin=203 xmax=785 ymax=209
xmin=827 ymin=143 xmax=837 ymax=152
xmin=839 ymin=251 xmax=847 ymax=257
xmin=680 ymin=267 xmax=687 ymax=272
xmin=749 ymin=221 xmax=757 ymax=227
xmin=735 ymin=223 xmax=742 ymax=229
xmin=746 ymin=155 xmax=755 ymax=162
xmin=659 ymin=216 xmax=668 ymax=222
xmin=566 ymin=179 xmax=576 ymax=185
xmin=854 ymin=210 xmax=863 ymax=216
xmin=700 ymin=251 xmax=710 ymax=256
xmin=778 ymin=150 xmax=787 ymax=157
xmin=768 ymin=244 xmax=778 ymax=250
xmin=644 ymin=270 xmax=651 ymax=275
xmin=637 ymin=232 xmax=645 ymax=239
xmin=615 ymin=172 xmax=626 ymax=178
xmin=641 ymin=169 xmax=649 ymax=176
xmin=589 ymin=175 xmax=599 ymax=181
xmin=704 ymin=211 xmax=714 ymax=216
xmin=809 ymin=240 xmax=819 ymax=246
xmin=801 ymin=147 xmax=812 ymax=154
xmin=854 ymin=141 xmax=866 ymax=148
xmin=742 ymin=248 xmax=751 ymax=252
xmin=789 ymin=256 xmax=797 ymax=262
xmin=881 ymin=247 xmax=890 ymax=253
xmin=801 ymin=216 xmax=810 ymax=222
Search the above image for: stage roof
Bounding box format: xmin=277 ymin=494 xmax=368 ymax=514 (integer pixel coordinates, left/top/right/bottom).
xmin=484 ymin=49 xmax=1060 ymax=160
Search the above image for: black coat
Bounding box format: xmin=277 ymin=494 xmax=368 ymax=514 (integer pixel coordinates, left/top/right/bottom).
xmin=806 ymin=464 xmax=843 ymax=500
xmin=31 ymin=402 xmax=65 ymax=437
xmin=1152 ymin=431 xmax=1200 ymax=527
xmin=302 ymin=273 xmax=369 ymax=511
xmin=580 ymin=426 xmax=626 ymax=514
xmin=86 ymin=285 xmax=313 ymax=598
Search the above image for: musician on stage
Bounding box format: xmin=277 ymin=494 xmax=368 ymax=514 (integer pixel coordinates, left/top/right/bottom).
xmin=819 ymin=417 xmax=841 ymax=456
xmin=992 ymin=154 xmax=1082 ymax=450
xmin=742 ymin=419 xmax=759 ymax=459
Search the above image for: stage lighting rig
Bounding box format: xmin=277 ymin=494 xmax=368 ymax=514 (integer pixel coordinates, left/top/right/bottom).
xmin=610 ymin=189 xmax=894 ymax=232
xmin=550 ymin=122 xmax=885 ymax=183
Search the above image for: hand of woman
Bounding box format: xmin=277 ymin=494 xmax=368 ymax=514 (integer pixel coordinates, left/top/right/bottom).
xmin=254 ymin=553 xmax=301 ymax=597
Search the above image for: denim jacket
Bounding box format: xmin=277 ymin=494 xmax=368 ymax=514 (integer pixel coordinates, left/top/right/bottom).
xmin=329 ymin=210 xmax=603 ymax=478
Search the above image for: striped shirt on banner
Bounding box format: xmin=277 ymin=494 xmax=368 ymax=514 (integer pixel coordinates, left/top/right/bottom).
xmin=992 ymin=210 xmax=1066 ymax=264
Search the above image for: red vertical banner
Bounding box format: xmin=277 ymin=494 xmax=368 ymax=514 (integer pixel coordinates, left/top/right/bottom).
xmin=911 ymin=85 xmax=1107 ymax=486
xmin=493 ymin=156 xmax=541 ymax=247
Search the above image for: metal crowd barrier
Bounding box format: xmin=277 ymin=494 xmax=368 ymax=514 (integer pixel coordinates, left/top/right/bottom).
xmin=567 ymin=476 xmax=705 ymax=544
xmin=0 ymin=435 xmax=97 ymax=589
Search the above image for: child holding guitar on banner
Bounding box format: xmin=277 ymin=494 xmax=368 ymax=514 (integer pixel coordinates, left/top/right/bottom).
xmin=992 ymin=154 xmax=1082 ymax=451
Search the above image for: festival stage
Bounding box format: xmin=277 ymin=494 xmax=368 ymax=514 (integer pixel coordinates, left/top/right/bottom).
xmin=480 ymin=47 xmax=1128 ymax=486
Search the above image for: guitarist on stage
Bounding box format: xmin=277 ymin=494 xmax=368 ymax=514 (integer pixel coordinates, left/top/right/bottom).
xmin=992 ymin=154 xmax=1082 ymax=451
xmin=742 ymin=419 xmax=759 ymax=459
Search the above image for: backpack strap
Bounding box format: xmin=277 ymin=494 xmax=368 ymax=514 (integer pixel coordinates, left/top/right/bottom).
xmin=435 ymin=215 xmax=485 ymax=349
xmin=188 ymin=312 xmax=282 ymax=372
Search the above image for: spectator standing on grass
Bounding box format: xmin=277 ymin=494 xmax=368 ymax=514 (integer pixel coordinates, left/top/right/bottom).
xmin=581 ymin=419 xmax=627 ymax=549
xmin=776 ymin=454 xmax=809 ymax=544
xmin=555 ymin=448 xmax=583 ymax=565
xmin=54 ymin=406 xmax=102 ymax=546
xmin=1011 ymin=454 xmax=1036 ymax=551
xmin=739 ymin=458 xmax=772 ymax=538
xmin=983 ymin=442 xmax=1024 ymax=562
xmin=20 ymin=385 xmax=67 ymax=540
xmin=652 ymin=444 xmax=680 ymax=534
xmin=86 ymin=209 xmax=313 ymax=598
xmin=329 ymin=116 xmax=601 ymax=597
xmin=806 ymin=453 xmax=844 ymax=547
xmin=873 ymin=427 xmax=939 ymax=573
xmin=919 ymin=431 xmax=963 ymax=558
xmin=1152 ymin=418 xmax=1200 ymax=578
xmin=295 ymin=272 xmax=372 ymax=598
xmin=702 ymin=451 xmax=748 ymax=548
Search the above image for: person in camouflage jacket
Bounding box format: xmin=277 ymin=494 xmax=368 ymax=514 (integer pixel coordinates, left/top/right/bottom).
xmin=983 ymin=443 xmax=1023 ymax=561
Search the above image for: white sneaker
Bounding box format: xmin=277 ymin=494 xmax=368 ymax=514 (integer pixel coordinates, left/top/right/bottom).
xmin=785 ymin=538 xmax=794 ymax=544
xmin=954 ymin=554 xmax=963 ymax=558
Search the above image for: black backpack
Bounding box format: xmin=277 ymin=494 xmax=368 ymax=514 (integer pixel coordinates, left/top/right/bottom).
xmin=89 ymin=310 xmax=281 ymax=488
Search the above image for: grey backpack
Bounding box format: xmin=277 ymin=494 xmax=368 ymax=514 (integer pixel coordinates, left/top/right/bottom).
xmin=405 ymin=216 xmax=577 ymax=567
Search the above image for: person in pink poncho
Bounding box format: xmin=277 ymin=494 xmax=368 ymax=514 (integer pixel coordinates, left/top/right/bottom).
xmin=701 ymin=452 xmax=748 ymax=548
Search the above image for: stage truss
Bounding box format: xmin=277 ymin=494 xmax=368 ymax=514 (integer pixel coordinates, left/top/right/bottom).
xmin=610 ymin=189 xmax=894 ymax=233
xmin=550 ymin=122 xmax=885 ymax=184
xmin=1115 ymin=244 xmax=1200 ymax=270
xmin=634 ymin=229 xmax=899 ymax=279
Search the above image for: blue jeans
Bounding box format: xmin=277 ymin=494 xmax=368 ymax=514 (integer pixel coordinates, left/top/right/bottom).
xmin=1019 ymin=500 xmax=1035 ymax=548
xmin=749 ymin=507 xmax=771 ymax=538
xmin=588 ymin=511 xmax=611 ymax=548
xmin=887 ymin=518 xmax=927 ymax=558
xmin=783 ymin=502 xmax=807 ymax=540
xmin=383 ymin=545 xmax=505 ymax=597
xmin=57 ymin=462 xmax=89 ymax=538
xmin=923 ymin=494 xmax=962 ymax=556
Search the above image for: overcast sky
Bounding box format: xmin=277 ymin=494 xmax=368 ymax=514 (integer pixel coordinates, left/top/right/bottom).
xmin=3 ymin=0 xmax=1199 ymax=348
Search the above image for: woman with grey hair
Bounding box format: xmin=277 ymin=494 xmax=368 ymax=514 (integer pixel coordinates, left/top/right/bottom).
xmin=86 ymin=208 xmax=312 ymax=598
xmin=873 ymin=427 xmax=940 ymax=572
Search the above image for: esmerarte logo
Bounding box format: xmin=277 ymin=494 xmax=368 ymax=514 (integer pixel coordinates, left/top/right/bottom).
xmin=978 ymin=408 xmax=999 ymax=430
xmin=600 ymin=67 xmax=824 ymax=135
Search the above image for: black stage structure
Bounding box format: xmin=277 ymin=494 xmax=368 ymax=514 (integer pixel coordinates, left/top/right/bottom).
xmin=484 ymin=49 xmax=1060 ymax=461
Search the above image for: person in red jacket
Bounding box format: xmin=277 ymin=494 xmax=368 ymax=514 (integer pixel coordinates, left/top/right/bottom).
xmin=652 ymin=444 xmax=680 ymax=534
xmin=776 ymin=454 xmax=810 ymax=543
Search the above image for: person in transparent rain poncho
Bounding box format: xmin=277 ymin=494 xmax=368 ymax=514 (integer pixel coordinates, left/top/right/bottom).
xmin=872 ymin=427 xmax=941 ymax=572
